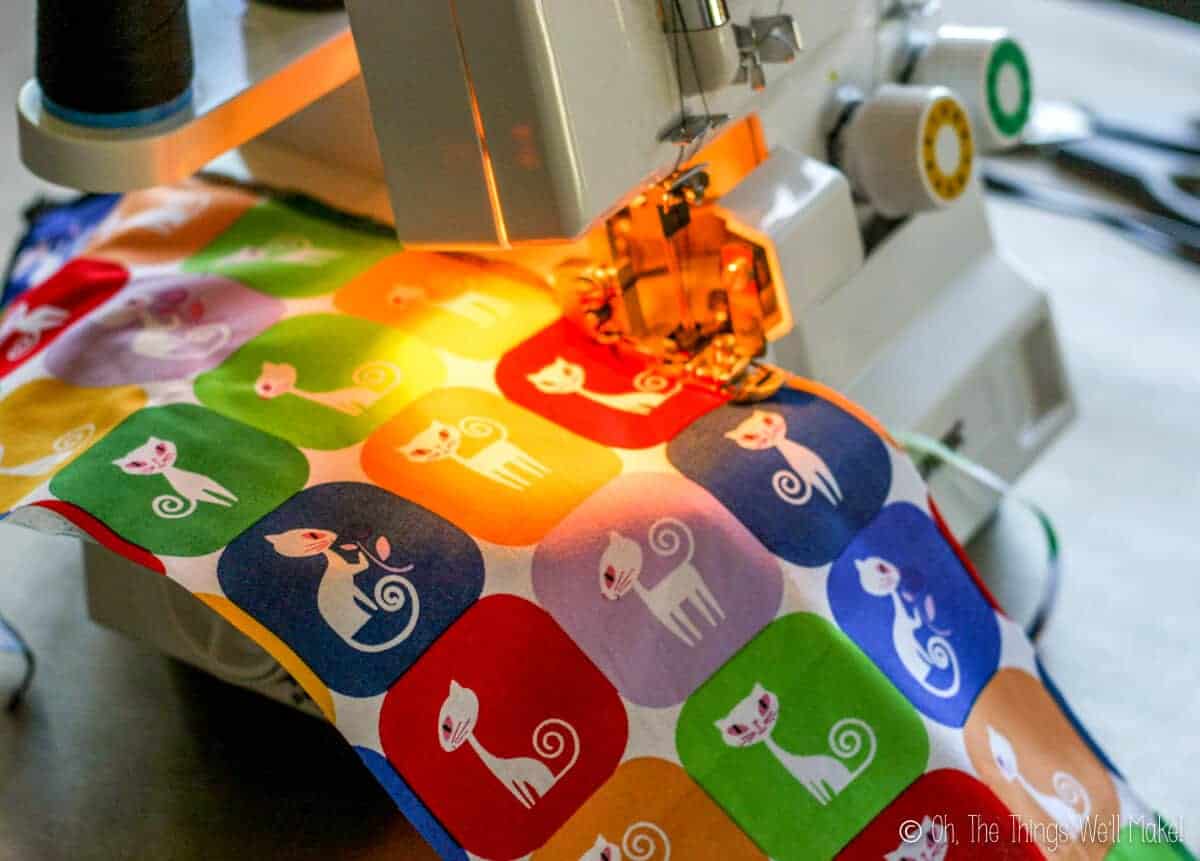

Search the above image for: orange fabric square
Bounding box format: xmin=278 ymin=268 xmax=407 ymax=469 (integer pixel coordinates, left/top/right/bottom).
xmin=361 ymin=388 xmax=622 ymax=545
xmin=964 ymin=669 xmax=1119 ymax=859
xmin=533 ymin=757 xmax=766 ymax=860
xmin=81 ymin=180 xmax=259 ymax=265
xmin=334 ymin=251 xmax=560 ymax=359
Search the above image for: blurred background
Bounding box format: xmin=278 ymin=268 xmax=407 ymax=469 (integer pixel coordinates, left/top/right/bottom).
xmin=1117 ymin=0 xmax=1200 ymax=22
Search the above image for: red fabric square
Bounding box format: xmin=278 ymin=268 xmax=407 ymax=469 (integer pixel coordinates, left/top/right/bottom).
xmin=379 ymin=595 xmax=628 ymax=860
xmin=838 ymin=769 xmax=1042 ymax=859
xmin=495 ymin=319 xmax=727 ymax=449
xmin=0 ymin=259 xmax=127 ymax=377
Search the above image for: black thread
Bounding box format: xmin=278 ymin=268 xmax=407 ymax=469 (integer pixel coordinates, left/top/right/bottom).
xmin=36 ymin=0 xmax=193 ymax=115
xmin=255 ymin=0 xmax=344 ymax=8
xmin=897 ymin=34 xmax=931 ymax=84
xmin=668 ymin=2 xmax=688 ymax=170
xmin=825 ymin=98 xmax=861 ymax=171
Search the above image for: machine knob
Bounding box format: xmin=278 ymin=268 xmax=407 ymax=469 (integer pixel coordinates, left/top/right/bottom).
xmin=837 ymin=84 xmax=975 ymax=218
xmin=910 ymin=26 xmax=1033 ymax=151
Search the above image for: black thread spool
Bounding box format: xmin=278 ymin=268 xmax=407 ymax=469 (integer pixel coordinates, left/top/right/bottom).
xmin=37 ymin=0 xmax=194 ymax=128
xmin=255 ymin=0 xmax=344 ymax=8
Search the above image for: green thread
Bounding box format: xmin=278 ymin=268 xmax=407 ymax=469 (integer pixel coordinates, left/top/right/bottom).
xmin=895 ymin=430 xmax=1060 ymax=642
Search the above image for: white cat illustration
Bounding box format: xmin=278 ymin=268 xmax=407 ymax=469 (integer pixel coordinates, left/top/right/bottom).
xmin=885 ymin=815 xmax=949 ymax=861
xmin=716 ymin=682 xmax=876 ymax=806
xmin=100 ymin=294 xmax=231 ymax=362
xmin=388 ymin=283 xmax=511 ymax=328
xmin=9 ymin=241 xmax=63 ymax=291
xmin=92 ymin=191 xmax=208 ymax=241
xmin=527 ymin=357 xmax=682 ymax=417
xmin=856 ymin=557 xmax=961 ymax=698
xmin=598 ymin=518 xmax=724 ymax=647
xmin=399 ymin=416 xmax=550 ymax=491
xmin=0 ymin=424 xmax=94 ymax=477
xmin=131 ymin=320 xmax=231 ymax=361
xmin=254 ymin=360 xmax=403 ymax=416
xmin=988 ymin=725 xmax=1092 ymax=838
xmin=113 ymin=437 xmax=238 ymax=519
xmin=265 ymin=528 xmax=419 ymax=653
xmin=581 ymin=822 xmax=671 ymax=861
xmin=217 ymin=236 xmax=340 ymax=267
xmin=724 ymin=410 xmax=843 ymax=507
xmin=0 ymin=302 xmax=70 ymax=361
xmin=438 ymin=680 xmax=579 ymax=810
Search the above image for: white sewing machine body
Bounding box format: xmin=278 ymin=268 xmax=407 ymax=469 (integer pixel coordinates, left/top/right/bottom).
xmin=18 ymin=0 xmax=1072 ymax=705
xmin=305 ymin=0 xmax=1070 ymax=537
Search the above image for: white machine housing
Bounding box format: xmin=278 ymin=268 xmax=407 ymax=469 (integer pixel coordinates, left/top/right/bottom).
xmin=337 ymin=0 xmax=1071 ymax=536
xmin=17 ymin=0 xmax=1072 ymax=708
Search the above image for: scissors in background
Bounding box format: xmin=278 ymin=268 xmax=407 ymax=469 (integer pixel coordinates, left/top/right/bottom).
xmin=1022 ymin=99 xmax=1200 ymax=228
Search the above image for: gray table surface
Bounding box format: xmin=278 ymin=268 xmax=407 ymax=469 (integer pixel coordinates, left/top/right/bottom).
xmin=2 ymin=0 xmax=1199 ymax=858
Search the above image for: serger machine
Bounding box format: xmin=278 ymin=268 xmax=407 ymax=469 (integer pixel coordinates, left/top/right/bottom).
xmin=18 ymin=0 xmax=1073 ymax=711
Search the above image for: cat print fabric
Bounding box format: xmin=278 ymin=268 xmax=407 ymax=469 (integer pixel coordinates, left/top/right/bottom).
xmin=45 ymin=273 xmax=284 ymax=385
xmin=677 ymin=613 xmax=928 ymax=860
xmin=726 ymin=410 xmax=844 ymax=505
xmin=577 ymin=823 xmax=671 ymax=861
xmin=398 ymin=416 xmax=551 ymax=492
xmin=0 ymin=182 xmax=1187 ymax=861
xmin=0 ymin=259 xmax=127 ymax=377
xmin=363 ymin=388 xmax=622 ymax=545
xmin=597 ymin=525 xmax=726 ymax=646
xmin=668 ymin=387 xmax=892 ymax=566
xmin=255 ymin=359 xmax=404 ymax=417
xmin=219 ymin=482 xmax=484 ymax=697
xmin=335 ymin=250 xmax=560 ymax=360
xmin=0 ymin=378 xmax=146 ymax=510
xmin=81 ymin=180 xmax=259 ymax=266
xmin=266 ymin=526 xmax=419 ymax=651
xmin=828 ymin=503 xmax=1002 ymax=726
xmin=964 ymin=669 xmax=1120 ymax=859
xmin=182 ymin=199 xmax=398 ymax=297
xmin=114 ymin=436 xmax=239 ymax=519
xmin=380 ymin=597 xmax=627 ymax=859
xmin=3 ymin=194 xmax=119 ymax=305
xmin=837 ymin=770 xmax=1043 ymax=859
xmin=714 ymin=681 xmax=879 ymax=806
xmin=195 ymin=314 xmax=445 ymax=450
xmin=0 ymin=423 xmax=95 ymax=479
xmin=532 ymin=472 xmax=783 ymax=707
xmin=51 ymin=404 xmax=307 ymax=556
xmin=0 ymin=303 xmax=70 ymax=367
xmin=496 ymin=319 xmax=728 ymax=448
xmin=527 ymin=357 xmax=683 ymax=418
xmin=438 ymin=679 xmax=582 ymax=810
xmin=533 ymin=758 xmax=764 ymax=860
xmin=989 ymin=726 xmax=1095 ymax=840
xmin=885 ymin=816 xmax=951 ymax=861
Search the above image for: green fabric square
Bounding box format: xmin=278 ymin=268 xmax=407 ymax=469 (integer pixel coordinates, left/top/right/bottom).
xmin=50 ymin=404 xmax=308 ymax=556
xmin=194 ymin=314 xmax=444 ymax=450
xmin=677 ymin=612 xmax=929 ymax=860
xmin=1109 ymin=821 xmax=1194 ymax=860
xmin=182 ymin=200 xmax=398 ymax=297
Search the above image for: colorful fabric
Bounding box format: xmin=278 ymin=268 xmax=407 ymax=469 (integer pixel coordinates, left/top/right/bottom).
xmin=2 ymin=193 xmax=118 ymax=306
xmin=0 ymin=182 xmax=1188 ymax=860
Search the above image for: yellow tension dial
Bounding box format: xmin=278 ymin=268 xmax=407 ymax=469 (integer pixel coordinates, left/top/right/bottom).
xmin=922 ymin=96 xmax=974 ymax=204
